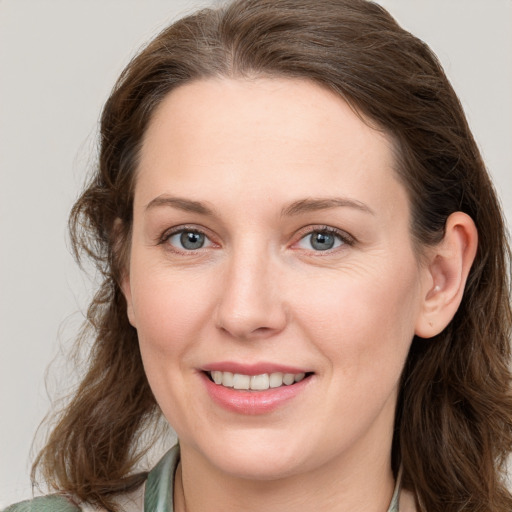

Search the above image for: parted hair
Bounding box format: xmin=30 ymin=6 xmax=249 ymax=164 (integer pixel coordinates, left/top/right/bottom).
xmin=33 ymin=1 xmax=512 ymax=511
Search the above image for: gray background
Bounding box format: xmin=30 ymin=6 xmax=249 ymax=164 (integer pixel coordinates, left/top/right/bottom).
xmin=1 ymin=0 xmax=511 ymax=506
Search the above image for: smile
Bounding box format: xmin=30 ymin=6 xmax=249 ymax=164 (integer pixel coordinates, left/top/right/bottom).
xmin=208 ymin=371 xmax=307 ymax=391
xmin=202 ymin=369 xmax=314 ymax=414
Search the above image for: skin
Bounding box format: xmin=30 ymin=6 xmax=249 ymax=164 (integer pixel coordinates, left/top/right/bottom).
xmin=121 ymin=77 xmax=477 ymax=512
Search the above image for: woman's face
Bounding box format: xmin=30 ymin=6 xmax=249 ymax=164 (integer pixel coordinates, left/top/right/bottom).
xmin=123 ymin=78 xmax=431 ymax=480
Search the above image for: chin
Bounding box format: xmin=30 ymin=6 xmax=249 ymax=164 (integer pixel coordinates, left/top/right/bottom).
xmin=194 ymin=431 xmax=316 ymax=481
xmin=211 ymin=453 xmax=302 ymax=481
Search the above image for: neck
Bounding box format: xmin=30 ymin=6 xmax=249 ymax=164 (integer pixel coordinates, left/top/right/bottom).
xmin=174 ymin=440 xmax=396 ymax=512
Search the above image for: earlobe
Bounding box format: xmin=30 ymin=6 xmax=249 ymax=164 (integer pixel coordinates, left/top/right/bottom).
xmin=415 ymin=212 xmax=478 ymax=338
xmin=113 ymin=218 xmax=137 ymax=328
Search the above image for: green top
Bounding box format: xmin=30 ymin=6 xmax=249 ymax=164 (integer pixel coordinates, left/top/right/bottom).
xmin=3 ymin=445 xmax=401 ymax=511
xmin=2 ymin=495 xmax=81 ymax=512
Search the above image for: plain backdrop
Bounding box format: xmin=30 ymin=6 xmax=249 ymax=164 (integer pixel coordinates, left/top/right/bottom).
xmin=1 ymin=0 xmax=511 ymax=506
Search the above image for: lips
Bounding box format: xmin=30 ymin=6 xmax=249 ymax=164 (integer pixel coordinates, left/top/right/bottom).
xmin=200 ymin=362 xmax=314 ymax=414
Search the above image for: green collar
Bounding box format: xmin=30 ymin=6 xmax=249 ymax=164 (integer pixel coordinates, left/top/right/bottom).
xmin=144 ymin=444 xmax=180 ymax=512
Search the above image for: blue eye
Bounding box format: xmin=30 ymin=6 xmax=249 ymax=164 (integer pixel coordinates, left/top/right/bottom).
xmin=297 ymin=229 xmax=345 ymax=251
xmin=166 ymin=230 xmax=211 ymax=250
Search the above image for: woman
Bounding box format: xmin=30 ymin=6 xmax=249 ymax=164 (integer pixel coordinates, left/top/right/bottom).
xmin=4 ymin=0 xmax=511 ymax=511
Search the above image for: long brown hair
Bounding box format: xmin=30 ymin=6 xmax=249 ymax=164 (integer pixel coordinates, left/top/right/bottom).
xmin=33 ymin=1 xmax=512 ymax=510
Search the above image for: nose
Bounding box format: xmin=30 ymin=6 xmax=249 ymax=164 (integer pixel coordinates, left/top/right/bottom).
xmin=214 ymin=244 xmax=287 ymax=340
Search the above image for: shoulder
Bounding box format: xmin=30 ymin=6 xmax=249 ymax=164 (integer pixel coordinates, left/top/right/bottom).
xmin=2 ymin=445 xmax=179 ymax=512
xmin=2 ymin=491 xmax=144 ymax=512
xmin=2 ymin=495 xmax=82 ymax=512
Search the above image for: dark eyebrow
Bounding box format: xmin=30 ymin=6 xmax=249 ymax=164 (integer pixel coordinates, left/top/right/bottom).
xmin=281 ymin=197 xmax=375 ymax=217
xmin=145 ymin=195 xmax=214 ymax=215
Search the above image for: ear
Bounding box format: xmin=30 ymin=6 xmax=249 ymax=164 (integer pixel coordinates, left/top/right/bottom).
xmin=415 ymin=212 xmax=478 ymax=338
xmin=114 ymin=218 xmax=137 ymax=328
xmin=121 ymin=270 xmax=137 ymax=328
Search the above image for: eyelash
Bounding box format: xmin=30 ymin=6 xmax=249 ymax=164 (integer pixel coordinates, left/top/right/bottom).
xmin=294 ymin=225 xmax=355 ymax=253
xmin=158 ymin=225 xmax=355 ymax=254
xmin=159 ymin=225 xmax=215 ymax=254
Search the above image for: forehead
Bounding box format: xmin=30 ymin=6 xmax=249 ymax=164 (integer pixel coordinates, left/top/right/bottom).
xmin=136 ymin=77 xmax=406 ymax=219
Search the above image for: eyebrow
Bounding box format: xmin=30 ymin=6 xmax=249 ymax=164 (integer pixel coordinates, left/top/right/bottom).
xmin=281 ymin=197 xmax=375 ymax=217
xmin=145 ymin=195 xmax=214 ymax=215
xmin=144 ymin=195 xmax=374 ymax=217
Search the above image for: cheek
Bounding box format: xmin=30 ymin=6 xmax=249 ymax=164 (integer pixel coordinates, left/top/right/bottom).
xmin=293 ymin=257 xmax=422 ymax=372
xmin=129 ymin=264 xmax=215 ymax=359
xmin=129 ymin=266 xmax=216 ymax=429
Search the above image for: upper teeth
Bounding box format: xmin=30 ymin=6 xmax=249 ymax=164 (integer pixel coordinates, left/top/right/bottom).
xmin=210 ymin=371 xmax=306 ymax=391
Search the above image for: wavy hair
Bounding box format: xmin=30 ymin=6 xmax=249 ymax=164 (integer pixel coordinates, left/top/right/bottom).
xmin=33 ymin=1 xmax=512 ymax=510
